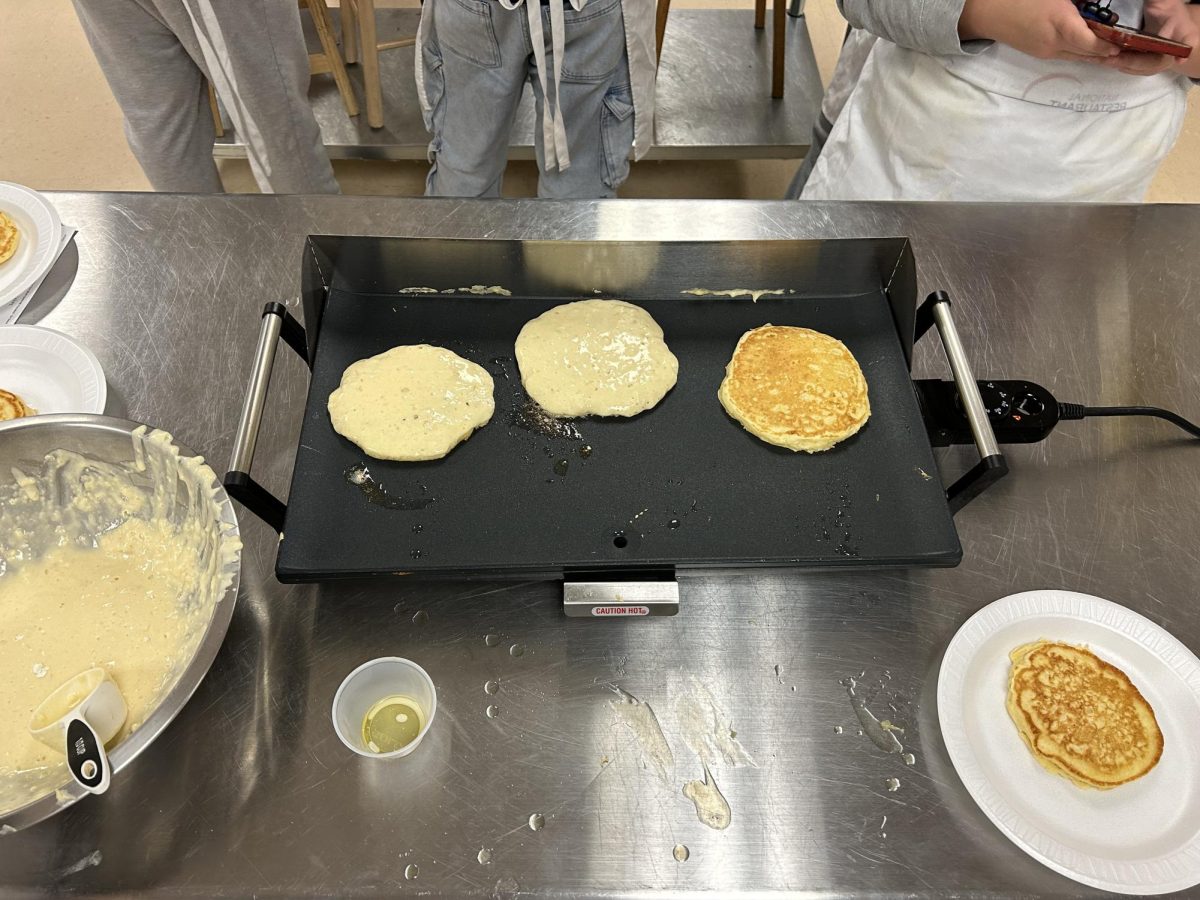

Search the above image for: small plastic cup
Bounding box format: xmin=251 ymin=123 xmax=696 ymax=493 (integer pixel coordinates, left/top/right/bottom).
xmin=331 ymin=657 xmax=437 ymax=759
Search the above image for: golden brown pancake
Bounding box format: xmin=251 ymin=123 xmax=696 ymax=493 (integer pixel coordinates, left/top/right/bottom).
xmin=0 ymin=211 xmax=19 ymax=266
xmin=718 ymin=325 xmax=870 ymax=452
xmin=1007 ymin=640 xmax=1163 ymax=790
xmin=0 ymin=389 xmax=33 ymax=421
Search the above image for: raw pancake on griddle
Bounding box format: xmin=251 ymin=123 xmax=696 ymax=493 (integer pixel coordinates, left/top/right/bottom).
xmin=0 ymin=211 xmax=19 ymax=266
xmin=1006 ymin=640 xmax=1163 ymax=789
xmin=718 ymin=324 xmax=870 ymax=452
xmin=327 ymin=344 xmax=495 ymax=461
xmin=515 ymin=299 xmax=679 ymax=417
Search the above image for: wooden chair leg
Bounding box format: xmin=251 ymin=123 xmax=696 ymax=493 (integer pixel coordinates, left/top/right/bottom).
xmin=772 ymin=0 xmax=785 ymax=98
xmin=206 ymin=80 xmax=225 ymax=137
xmin=754 ymin=0 xmax=766 ymax=30
xmin=305 ymin=0 xmax=360 ymax=117
xmin=342 ymin=0 xmax=360 ymax=64
xmin=655 ymin=0 xmax=671 ymax=65
xmin=358 ymin=0 xmax=384 ymax=128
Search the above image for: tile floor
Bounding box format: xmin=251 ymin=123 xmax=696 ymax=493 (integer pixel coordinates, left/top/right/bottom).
xmin=2 ymin=0 xmax=1197 ymax=201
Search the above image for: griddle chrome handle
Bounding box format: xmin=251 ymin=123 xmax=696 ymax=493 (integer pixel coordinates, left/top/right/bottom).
xmin=223 ymin=301 xmax=309 ymax=533
xmin=918 ymin=292 xmax=1008 ymax=514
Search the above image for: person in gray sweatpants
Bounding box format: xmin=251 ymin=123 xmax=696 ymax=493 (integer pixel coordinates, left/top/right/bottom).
xmin=73 ymin=0 xmax=338 ymax=193
xmin=416 ymin=0 xmax=645 ymax=199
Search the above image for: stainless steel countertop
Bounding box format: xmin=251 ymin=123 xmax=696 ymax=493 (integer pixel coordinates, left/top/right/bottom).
xmin=2 ymin=194 xmax=1198 ymax=898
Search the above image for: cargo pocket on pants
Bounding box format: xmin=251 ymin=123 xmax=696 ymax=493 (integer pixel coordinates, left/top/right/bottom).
xmin=600 ymin=84 xmax=634 ymax=190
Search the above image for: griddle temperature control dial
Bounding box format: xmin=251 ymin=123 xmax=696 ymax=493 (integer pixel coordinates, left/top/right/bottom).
xmin=920 ymin=379 xmax=1060 ymax=446
xmin=1014 ymin=393 xmax=1045 ymax=417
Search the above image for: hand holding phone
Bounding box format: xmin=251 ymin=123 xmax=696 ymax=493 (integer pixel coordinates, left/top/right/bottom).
xmin=1085 ymin=20 xmax=1193 ymax=58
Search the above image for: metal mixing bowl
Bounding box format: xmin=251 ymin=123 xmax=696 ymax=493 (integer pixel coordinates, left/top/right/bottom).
xmin=0 ymin=414 xmax=241 ymax=831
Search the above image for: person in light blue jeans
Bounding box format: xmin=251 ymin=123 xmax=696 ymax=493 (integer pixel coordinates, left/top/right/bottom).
xmin=415 ymin=0 xmax=656 ymax=198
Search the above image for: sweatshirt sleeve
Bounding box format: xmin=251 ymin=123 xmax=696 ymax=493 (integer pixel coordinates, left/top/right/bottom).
xmin=836 ymin=0 xmax=991 ymax=56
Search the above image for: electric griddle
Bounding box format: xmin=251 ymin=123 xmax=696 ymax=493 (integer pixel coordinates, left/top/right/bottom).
xmin=225 ymin=236 xmax=1005 ymax=611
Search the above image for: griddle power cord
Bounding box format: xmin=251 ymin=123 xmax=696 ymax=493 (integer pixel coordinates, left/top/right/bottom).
xmin=1058 ymin=403 xmax=1200 ymax=440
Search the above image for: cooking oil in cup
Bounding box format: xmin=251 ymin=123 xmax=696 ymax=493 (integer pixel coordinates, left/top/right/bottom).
xmin=362 ymin=695 xmax=425 ymax=754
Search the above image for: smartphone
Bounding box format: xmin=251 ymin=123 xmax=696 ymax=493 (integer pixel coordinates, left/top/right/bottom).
xmin=1086 ymin=20 xmax=1193 ymax=58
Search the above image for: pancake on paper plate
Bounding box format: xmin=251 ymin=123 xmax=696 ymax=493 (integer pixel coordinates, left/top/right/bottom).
xmin=1007 ymin=640 xmax=1163 ymax=789
xmin=0 ymin=211 xmax=19 ymax=266
xmin=0 ymin=389 xmax=33 ymax=421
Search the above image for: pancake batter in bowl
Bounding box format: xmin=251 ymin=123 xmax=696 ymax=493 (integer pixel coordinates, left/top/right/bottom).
xmin=0 ymin=518 xmax=204 ymax=777
xmin=0 ymin=427 xmax=240 ymax=814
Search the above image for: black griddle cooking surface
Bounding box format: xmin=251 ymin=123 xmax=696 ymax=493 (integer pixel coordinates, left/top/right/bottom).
xmin=277 ymin=238 xmax=960 ymax=580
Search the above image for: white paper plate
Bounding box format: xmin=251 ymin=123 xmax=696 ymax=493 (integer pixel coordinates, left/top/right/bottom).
xmin=0 ymin=183 xmax=63 ymax=307
xmin=938 ymin=590 xmax=1200 ymax=895
xmin=0 ymin=325 xmax=106 ymax=415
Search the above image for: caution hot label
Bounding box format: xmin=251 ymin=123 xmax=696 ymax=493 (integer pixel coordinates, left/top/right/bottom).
xmin=591 ymin=605 xmax=651 ymax=617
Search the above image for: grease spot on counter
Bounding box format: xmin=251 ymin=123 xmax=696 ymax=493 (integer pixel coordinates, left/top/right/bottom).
xmin=683 ymin=762 xmax=731 ymax=830
xmin=60 ymin=850 xmax=103 ymax=877
xmin=609 ymin=687 xmax=674 ymax=785
xmin=841 ymin=676 xmax=903 ymax=754
xmin=674 ymin=676 xmax=756 ymax=769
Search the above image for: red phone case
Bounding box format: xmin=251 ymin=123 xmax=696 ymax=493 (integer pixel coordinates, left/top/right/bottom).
xmin=1086 ymin=20 xmax=1193 ymax=58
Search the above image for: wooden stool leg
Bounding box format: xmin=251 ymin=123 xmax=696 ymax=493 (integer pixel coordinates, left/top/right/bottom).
xmin=206 ymin=80 xmax=225 ymax=137
xmin=772 ymin=0 xmax=785 ymax=98
xmin=342 ymin=0 xmax=360 ymax=64
xmin=306 ymin=0 xmax=360 ymax=117
xmin=359 ymin=0 xmax=384 ymax=128
xmin=754 ymin=0 xmax=765 ymax=30
xmin=655 ymin=0 xmax=670 ymax=65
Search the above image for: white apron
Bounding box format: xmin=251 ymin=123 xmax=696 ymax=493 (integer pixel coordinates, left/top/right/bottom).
xmin=415 ymin=0 xmax=657 ymax=171
xmin=802 ymin=36 xmax=1190 ymax=202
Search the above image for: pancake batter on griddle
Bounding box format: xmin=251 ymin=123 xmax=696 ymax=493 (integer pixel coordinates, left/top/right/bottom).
xmin=515 ymin=300 xmax=678 ymax=418
xmin=328 ymin=345 xmax=495 ymax=461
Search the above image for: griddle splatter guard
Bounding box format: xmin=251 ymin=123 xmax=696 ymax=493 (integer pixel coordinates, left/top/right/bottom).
xmin=227 ymin=237 xmax=997 ymax=583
